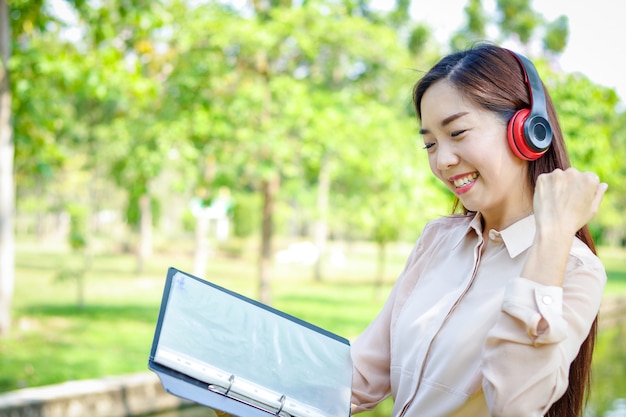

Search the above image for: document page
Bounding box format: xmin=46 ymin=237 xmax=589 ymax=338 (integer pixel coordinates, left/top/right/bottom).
xmin=152 ymin=269 xmax=352 ymax=417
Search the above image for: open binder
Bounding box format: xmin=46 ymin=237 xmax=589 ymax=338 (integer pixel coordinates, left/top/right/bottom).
xmin=148 ymin=267 xmax=353 ymax=417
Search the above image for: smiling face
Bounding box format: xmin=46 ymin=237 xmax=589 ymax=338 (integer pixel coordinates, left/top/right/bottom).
xmin=420 ymin=79 xmax=534 ymax=231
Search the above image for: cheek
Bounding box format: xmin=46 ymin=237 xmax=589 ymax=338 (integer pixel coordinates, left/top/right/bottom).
xmin=427 ymin=155 xmax=447 ymax=183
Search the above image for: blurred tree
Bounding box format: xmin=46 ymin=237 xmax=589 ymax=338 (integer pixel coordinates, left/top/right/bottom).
xmin=2 ymin=0 xmax=90 ymax=335
xmin=407 ymin=23 xmax=432 ymax=57
xmin=5 ymin=0 xmax=172 ymax=303
xmin=388 ymin=0 xmax=411 ymax=27
xmin=222 ymin=7 xmax=346 ymax=300
xmin=0 ymin=0 xmax=13 ymax=336
xmin=156 ymin=2 xmax=427 ymax=301
xmin=496 ymin=0 xmax=539 ymax=44
xmin=547 ymin=68 xmax=625 ymax=245
xmin=450 ymin=0 xmax=569 ymax=56
xmin=54 ymin=203 xmax=89 ymax=309
xmin=447 ymin=0 xmax=621 ymax=245
xmin=606 ymin=110 xmax=626 ymax=245
xmin=542 ymin=15 xmax=568 ymax=55
xmin=450 ymin=0 xmax=488 ymax=52
xmin=3 ymin=0 xmax=622 ymax=320
xmin=288 ymin=7 xmax=418 ymax=282
xmin=79 ymin=0 xmax=172 ymax=273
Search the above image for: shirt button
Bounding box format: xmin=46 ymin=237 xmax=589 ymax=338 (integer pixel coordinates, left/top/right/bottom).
xmin=542 ymin=295 xmax=553 ymax=305
xmin=488 ymin=230 xmax=501 ymax=241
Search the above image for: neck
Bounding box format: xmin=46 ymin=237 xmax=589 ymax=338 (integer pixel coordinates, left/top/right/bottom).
xmin=481 ymin=206 xmax=533 ymax=233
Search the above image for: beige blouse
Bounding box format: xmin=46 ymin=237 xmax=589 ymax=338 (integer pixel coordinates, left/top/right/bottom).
xmin=350 ymin=213 xmax=606 ymax=417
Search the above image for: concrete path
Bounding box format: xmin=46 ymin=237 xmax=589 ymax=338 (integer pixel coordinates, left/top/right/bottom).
xmin=0 ymin=372 xmax=188 ymax=417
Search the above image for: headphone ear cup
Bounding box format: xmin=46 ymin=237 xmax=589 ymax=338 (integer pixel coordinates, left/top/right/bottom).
xmin=507 ymin=109 xmax=531 ymax=160
xmin=507 ymin=108 xmax=546 ymax=161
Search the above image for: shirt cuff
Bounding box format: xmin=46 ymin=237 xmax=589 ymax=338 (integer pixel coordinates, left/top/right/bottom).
xmin=501 ymin=277 xmax=568 ymax=344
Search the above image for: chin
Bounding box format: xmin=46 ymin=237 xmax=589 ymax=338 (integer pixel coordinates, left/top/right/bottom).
xmin=458 ymin=199 xmax=480 ymax=213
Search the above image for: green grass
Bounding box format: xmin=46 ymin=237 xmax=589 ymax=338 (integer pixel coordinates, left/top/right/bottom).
xmin=1 ymin=238 xmax=625 ymax=416
xmin=2 ymin=237 xmax=404 ymax=393
xmin=599 ymin=246 xmax=626 ymax=294
xmin=588 ymin=327 xmax=626 ymax=416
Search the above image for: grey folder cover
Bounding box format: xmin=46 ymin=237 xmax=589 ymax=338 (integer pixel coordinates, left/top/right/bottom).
xmin=148 ymin=267 xmax=353 ymax=417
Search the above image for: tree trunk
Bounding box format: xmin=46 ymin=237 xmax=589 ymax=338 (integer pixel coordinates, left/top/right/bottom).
xmin=0 ymin=0 xmax=14 ymax=336
xmin=313 ymin=154 xmax=331 ymax=282
xmin=192 ymin=213 xmax=210 ymax=278
xmin=258 ymin=174 xmax=279 ymax=305
xmin=137 ymin=193 xmax=152 ymax=274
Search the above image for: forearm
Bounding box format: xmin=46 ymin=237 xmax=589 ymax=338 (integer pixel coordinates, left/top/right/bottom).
xmin=524 ymin=168 xmax=606 ymax=288
xmin=483 ymin=239 xmax=606 ymax=417
xmin=520 ymin=227 xmax=574 ymax=288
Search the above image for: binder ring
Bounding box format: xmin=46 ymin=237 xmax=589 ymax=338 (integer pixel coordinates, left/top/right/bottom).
xmin=276 ymin=395 xmax=286 ymax=416
xmin=225 ymin=374 xmax=235 ymax=395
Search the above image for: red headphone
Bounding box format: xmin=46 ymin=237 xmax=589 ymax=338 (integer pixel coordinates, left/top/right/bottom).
xmin=506 ymin=50 xmax=553 ymax=161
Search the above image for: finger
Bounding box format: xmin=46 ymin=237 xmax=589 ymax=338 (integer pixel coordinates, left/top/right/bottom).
xmin=589 ymin=172 xmax=600 ymax=186
xmin=590 ymin=182 xmax=608 ymax=215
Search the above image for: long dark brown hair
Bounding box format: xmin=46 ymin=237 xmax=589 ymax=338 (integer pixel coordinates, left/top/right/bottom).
xmin=412 ymin=43 xmax=597 ymax=417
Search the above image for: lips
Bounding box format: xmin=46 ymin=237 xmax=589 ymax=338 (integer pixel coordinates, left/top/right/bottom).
xmin=451 ymin=172 xmax=479 ymax=188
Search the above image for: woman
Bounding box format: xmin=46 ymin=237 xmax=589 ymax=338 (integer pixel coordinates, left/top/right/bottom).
xmin=350 ymin=44 xmax=608 ymax=417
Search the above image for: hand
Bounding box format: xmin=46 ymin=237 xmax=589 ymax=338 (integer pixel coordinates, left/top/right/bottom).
xmin=533 ymin=167 xmax=608 ymax=239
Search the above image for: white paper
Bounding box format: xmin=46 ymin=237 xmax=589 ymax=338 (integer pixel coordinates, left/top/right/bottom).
xmin=154 ymin=271 xmax=352 ymax=417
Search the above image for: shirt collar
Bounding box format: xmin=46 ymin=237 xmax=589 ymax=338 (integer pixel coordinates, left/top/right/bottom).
xmin=452 ymin=212 xmax=536 ymax=259
xmin=498 ymin=214 xmax=536 ymax=258
xmin=452 ymin=212 xmax=483 ymax=249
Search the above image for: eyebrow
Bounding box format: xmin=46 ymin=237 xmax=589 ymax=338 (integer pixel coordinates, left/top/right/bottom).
xmin=419 ymin=112 xmax=470 ymax=135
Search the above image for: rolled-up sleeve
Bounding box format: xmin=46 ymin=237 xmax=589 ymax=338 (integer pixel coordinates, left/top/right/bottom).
xmin=350 ymin=296 xmax=393 ymax=413
xmin=500 ymin=278 xmax=567 ymax=343
xmin=482 ymin=245 xmax=606 ymax=417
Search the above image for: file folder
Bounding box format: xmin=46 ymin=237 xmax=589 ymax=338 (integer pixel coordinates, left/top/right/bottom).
xmin=148 ymin=267 xmax=353 ymax=417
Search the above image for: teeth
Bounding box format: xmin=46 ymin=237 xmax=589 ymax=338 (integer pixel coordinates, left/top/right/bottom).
xmin=453 ymin=173 xmax=478 ymax=188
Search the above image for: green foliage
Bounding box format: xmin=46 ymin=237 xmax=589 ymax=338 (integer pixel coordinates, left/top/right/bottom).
xmin=67 ymin=204 xmax=87 ymax=251
xmin=496 ymin=0 xmax=539 ymax=43
xmin=232 ymin=192 xmax=261 ymax=238
xmin=549 ymin=73 xmax=618 ymax=174
xmin=450 ymin=0 xmax=569 ymax=56
xmin=408 ymin=24 xmax=431 ymax=56
xmin=545 ymin=68 xmax=625 ymax=237
xmin=5 ymin=0 xmax=626 ymax=312
xmin=449 ymin=0 xmax=488 ymax=52
xmin=465 ymin=0 xmax=487 ymax=37
xmin=9 ymin=35 xmax=74 ymax=185
xmin=7 ymin=0 xmax=46 ymax=37
xmin=125 ymin=193 xmax=161 ymax=230
xmin=543 ymin=15 xmax=569 ymax=54
xmin=1 ymin=4 xmax=625 ymax=417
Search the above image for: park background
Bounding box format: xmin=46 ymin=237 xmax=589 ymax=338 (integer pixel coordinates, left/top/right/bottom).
xmin=0 ymin=0 xmax=625 ymax=416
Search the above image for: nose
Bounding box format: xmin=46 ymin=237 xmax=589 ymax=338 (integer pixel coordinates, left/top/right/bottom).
xmin=435 ymin=142 xmax=460 ymax=170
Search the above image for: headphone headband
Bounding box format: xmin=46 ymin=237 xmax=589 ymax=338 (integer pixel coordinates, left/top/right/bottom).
xmin=505 ymin=50 xmax=553 ymax=160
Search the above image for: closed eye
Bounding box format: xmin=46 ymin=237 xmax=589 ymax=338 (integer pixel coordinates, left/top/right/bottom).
xmin=423 ymin=142 xmax=436 ymax=150
xmin=451 ymin=130 xmax=467 ymax=138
